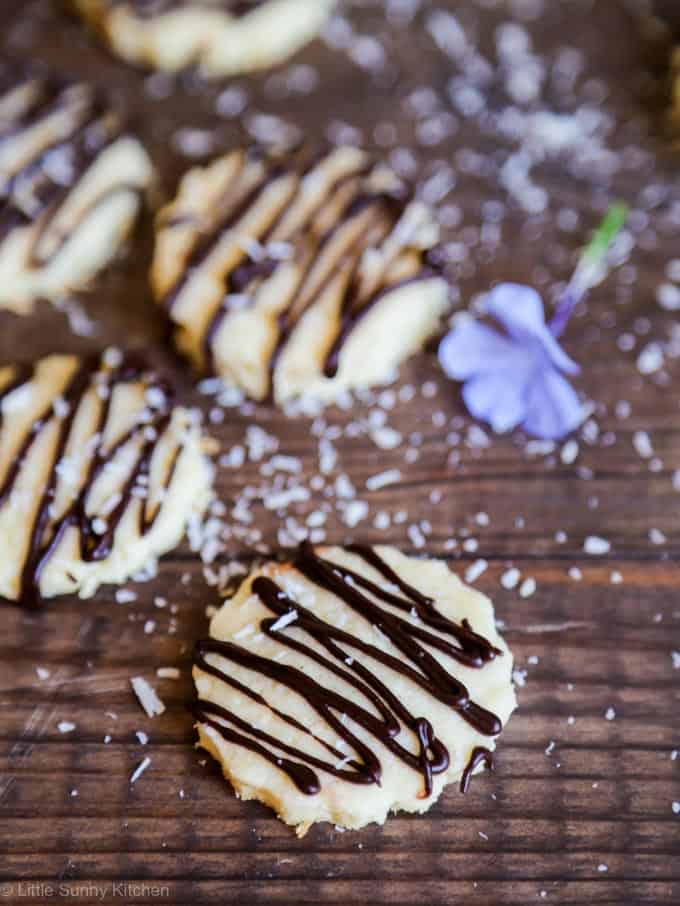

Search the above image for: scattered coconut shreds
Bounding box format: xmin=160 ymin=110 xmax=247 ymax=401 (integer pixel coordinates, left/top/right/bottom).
xmin=371 ymin=426 xmax=403 ymax=450
xmin=465 ymin=559 xmax=488 ymax=583
xmin=130 ymin=676 xmax=166 ymax=718
xmin=512 ymin=667 xmax=528 ymax=688
xmin=136 ymin=730 xmax=149 ymax=746
xmin=560 ymin=440 xmax=579 ymax=465
xmin=157 ymin=667 xmax=181 ymax=680
xmin=649 ymin=528 xmax=666 ymax=546
xmin=633 ymin=431 xmax=653 ymax=460
xmin=366 ymin=469 xmax=402 ymax=491
xmin=519 ymin=577 xmax=537 ymax=598
xmin=605 ymin=707 xmax=616 ymax=721
xmin=342 ymin=500 xmax=369 ymax=528
xmin=270 ymin=610 xmax=299 ymax=632
xmin=584 ymin=536 xmax=611 ymax=556
xmin=36 ymin=667 xmax=50 ymax=681
xmin=637 ymin=343 xmax=663 ymax=376
xmin=501 ymin=567 xmax=521 ymax=590
xmin=57 ymin=721 xmax=76 ymax=734
xmin=130 ymin=756 xmax=151 ymax=785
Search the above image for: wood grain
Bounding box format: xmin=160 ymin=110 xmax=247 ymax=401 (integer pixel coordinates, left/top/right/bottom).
xmin=0 ymin=1 xmax=679 ymax=904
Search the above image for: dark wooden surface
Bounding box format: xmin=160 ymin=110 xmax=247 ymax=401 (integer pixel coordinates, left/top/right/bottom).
xmin=1 ymin=1 xmax=679 ymax=904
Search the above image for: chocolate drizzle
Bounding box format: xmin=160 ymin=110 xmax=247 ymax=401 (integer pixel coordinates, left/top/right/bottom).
xmin=103 ymin=0 xmax=264 ymax=18
xmin=0 ymin=64 xmax=144 ymax=268
xmin=0 ymin=353 xmax=182 ymax=605
xmin=459 ymin=746 xmax=494 ymax=794
xmin=158 ymin=146 xmax=443 ymax=396
xmin=193 ymin=543 xmax=504 ymax=799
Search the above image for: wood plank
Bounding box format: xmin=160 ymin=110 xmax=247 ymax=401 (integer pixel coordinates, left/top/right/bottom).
xmin=0 ymin=0 xmax=679 ymax=904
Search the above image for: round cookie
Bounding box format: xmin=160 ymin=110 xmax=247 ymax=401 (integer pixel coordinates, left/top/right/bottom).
xmin=0 ymin=350 xmax=214 ymax=604
xmin=193 ymin=543 xmax=517 ymax=833
xmin=152 ymin=145 xmax=450 ymax=405
xmin=0 ymin=64 xmax=154 ymax=315
xmin=69 ymin=0 xmax=335 ymax=77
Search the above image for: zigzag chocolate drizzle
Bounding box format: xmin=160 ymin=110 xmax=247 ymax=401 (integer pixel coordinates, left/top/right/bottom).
xmin=0 ymin=64 xmax=143 ymax=266
xmin=193 ymin=542 xmax=503 ymax=798
xmin=160 ymin=145 xmax=441 ymax=395
xmin=0 ymin=353 xmax=181 ymax=605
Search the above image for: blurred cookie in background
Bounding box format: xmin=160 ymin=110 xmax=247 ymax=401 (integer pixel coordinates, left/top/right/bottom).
xmin=152 ymin=144 xmax=450 ymax=407
xmin=69 ymin=1 xmax=335 ymax=78
xmin=0 ymin=63 xmax=154 ymax=315
xmin=0 ymin=349 xmax=214 ymax=604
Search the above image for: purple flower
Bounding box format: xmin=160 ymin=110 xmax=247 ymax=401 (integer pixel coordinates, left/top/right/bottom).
xmin=439 ymin=283 xmax=582 ymax=440
xmin=438 ymin=204 xmax=628 ymax=441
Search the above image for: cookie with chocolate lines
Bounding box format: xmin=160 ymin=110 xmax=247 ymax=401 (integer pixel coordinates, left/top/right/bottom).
xmin=672 ymin=46 xmax=680 ymax=134
xmin=152 ymin=145 xmax=450 ymax=405
xmin=69 ymin=0 xmax=335 ymax=77
xmin=193 ymin=543 xmax=517 ymax=833
xmin=0 ymin=63 xmax=154 ymax=315
xmin=0 ymin=350 xmax=214 ymax=604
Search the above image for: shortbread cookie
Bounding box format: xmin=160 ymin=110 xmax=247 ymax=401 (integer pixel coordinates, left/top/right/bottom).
xmin=0 ymin=64 xmax=154 ymax=314
xmin=69 ymin=1 xmax=335 ymax=77
xmin=672 ymin=47 xmax=680 ymax=134
xmin=152 ymin=145 xmax=449 ymax=405
xmin=193 ymin=543 xmax=516 ymax=832
xmin=0 ymin=350 xmax=213 ymax=604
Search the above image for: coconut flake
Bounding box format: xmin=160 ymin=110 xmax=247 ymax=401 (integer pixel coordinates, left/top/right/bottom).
xmin=130 ymin=676 xmax=165 ymax=718
xmin=584 ymin=536 xmax=610 ymax=556
xmin=270 ymin=610 xmax=299 ymax=632
xmin=130 ymin=756 xmax=151 ymax=784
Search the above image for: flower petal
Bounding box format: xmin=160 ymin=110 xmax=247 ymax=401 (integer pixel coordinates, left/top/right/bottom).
xmin=462 ymin=371 xmax=529 ymax=434
xmin=485 ymin=283 xmax=546 ymax=337
xmin=486 ymin=282 xmax=580 ymax=376
xmin=539 ymin=331 xmax=581 ymax=377
xmin=522 ymin=368 xmax=583 ymax=440
xmin=439 ymin=320 xmax=521 ymax=380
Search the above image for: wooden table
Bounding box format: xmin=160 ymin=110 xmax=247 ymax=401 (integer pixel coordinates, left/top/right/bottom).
xmin=1 ymin=1 xmax=679 ymax=903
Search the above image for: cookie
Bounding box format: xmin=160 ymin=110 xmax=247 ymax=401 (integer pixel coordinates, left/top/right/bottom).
xmin=672 ymin=47 xmax=680 ymax=133
xmin=0 ymin=350 xmax=214 ymax=604
xmin=0 ymin=64 xmax=154 ymax=315
xmin=69 ymin=1 xmax=335 ymax=77
xmin=152 ymin=145 xmax=449 ymax=404
xmin=193 ymin=543 xmax=516 ymax=833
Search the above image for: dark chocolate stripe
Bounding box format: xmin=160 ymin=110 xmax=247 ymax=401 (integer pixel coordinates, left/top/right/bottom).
xmin=322 ymin=270 xmax=441 ymax=378
xmin=102 ymin=0 xmax=264 ymax=18
xmin=459 ymin=746 xmax=494 ymax=794
xmin=193 ymin=542 xmax=503 ymax=799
